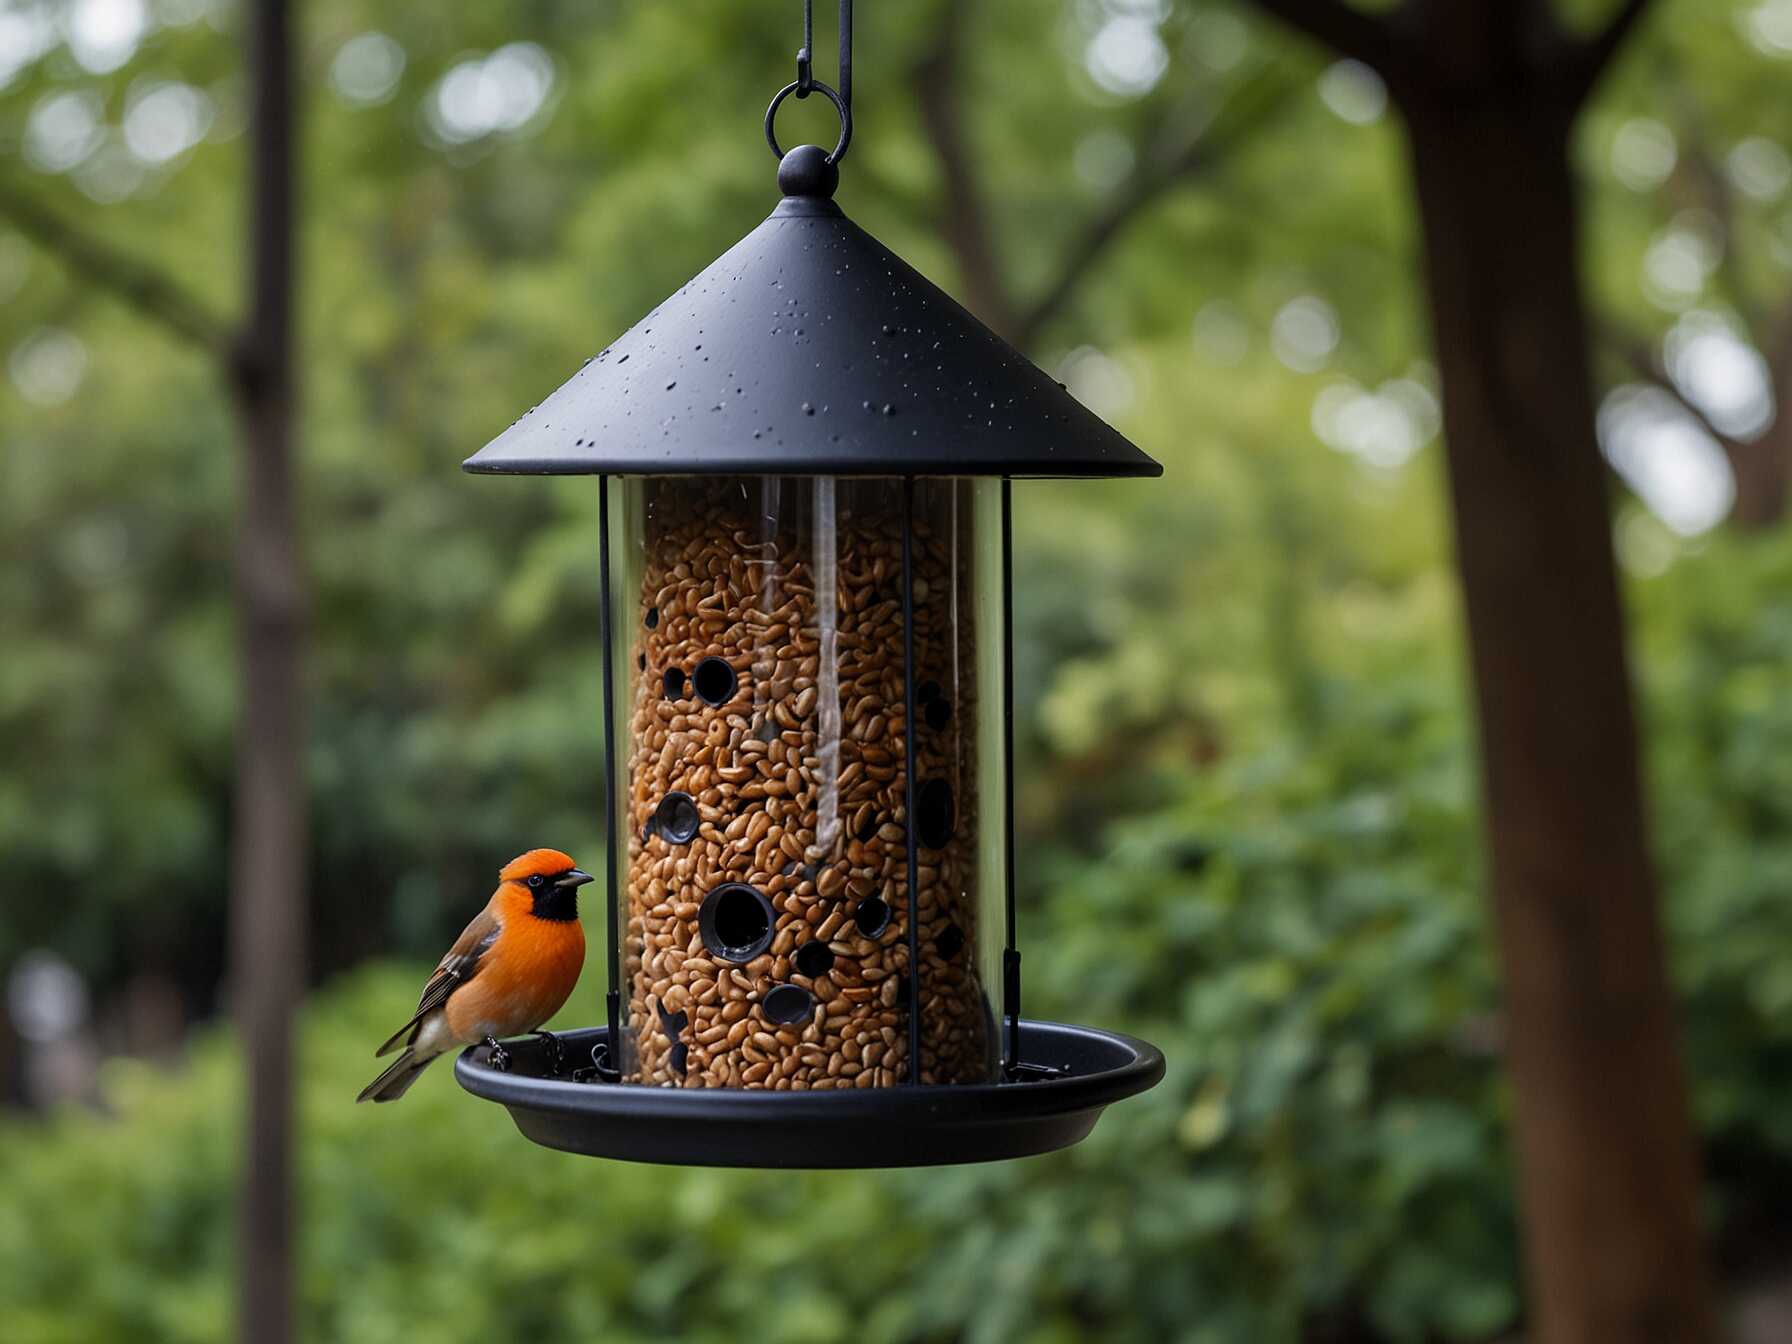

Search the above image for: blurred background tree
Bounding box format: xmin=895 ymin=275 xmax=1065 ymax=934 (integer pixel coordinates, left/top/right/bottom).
xmin=4 ymin=0 xmax=1792 ymax=1341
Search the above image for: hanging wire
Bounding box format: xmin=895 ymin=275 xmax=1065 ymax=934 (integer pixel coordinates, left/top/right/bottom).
xmin=837 ymin=0 xmax=852 ymax=114
xmin=796 ymin=0 xmax=814 ymax=93
xmin=767 ymin=0 xmax=853 ymax=163
xmin=795 ymin=0 xmax=850 ymax=108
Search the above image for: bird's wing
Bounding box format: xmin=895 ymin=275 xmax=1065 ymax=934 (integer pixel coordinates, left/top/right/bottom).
xmin=374 ymin=908 xmax=502 ymax=1057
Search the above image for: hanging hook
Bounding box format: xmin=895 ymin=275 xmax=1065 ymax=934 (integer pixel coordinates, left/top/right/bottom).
xmin=767 ymin=0 xmax=853 ymax=165
xmin=795 ymin=0 xmax=815 ymax=95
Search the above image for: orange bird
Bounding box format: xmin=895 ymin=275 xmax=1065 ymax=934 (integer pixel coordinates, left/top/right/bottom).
xmin=358 ymin=848 xmax=591 ymax=1103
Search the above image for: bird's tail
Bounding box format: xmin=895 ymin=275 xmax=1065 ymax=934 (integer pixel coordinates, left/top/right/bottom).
xmin=356 ymin=1047 xmax=439 ymax=1104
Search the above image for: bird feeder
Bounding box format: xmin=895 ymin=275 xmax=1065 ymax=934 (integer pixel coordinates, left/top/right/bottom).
xmin=454 ymin=2 xmax=1164 ymax=1167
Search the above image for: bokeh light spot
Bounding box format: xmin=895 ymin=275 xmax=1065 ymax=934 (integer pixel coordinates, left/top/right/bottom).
xmin=1271 ymin=295 xmax=1340 ymax=373
xmin=1727 ymin=136 xmax=1791 ymax=201
xmin=1611 ymin=118 xmax=1676 ymax=192
xmin=1599 ymin=385 xmax=1736 ymax=536
xmin=10 ymin=327 xmax=89 ymax=406
xmin=25 ymin=89 xmax=105 ymax=173
xmin=331 ymin=31 xmax=405 ymax=107
xmin=1317 ymin=60 xmax=1386 ymax=126
xmin=65 ymin=0 xmax=146 ymax=75
xmin=426 ymin=42 xmax=556 ymax=146
xmin=124 ymin=81 xmax=213 ymax=164
xmin=1058 ymin=345 xmax=1136 ymax=419
xmin=1085 ymin=16 xmax=1168 ymax=99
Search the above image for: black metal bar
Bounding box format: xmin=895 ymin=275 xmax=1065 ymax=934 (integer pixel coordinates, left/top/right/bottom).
xmin=796 ymin=0 xmax=813 ymax=92
xmin=838 ymin=0 xmax=852 ymax=112
xmin=598 ymin=476 xmax=623 ymax=1078
xmin=1001 ymin=477 xmax=1020 ymax=1074
xmin=1003 ymin=949 xmax=1021 ymax=1075
xmin=901 ymin=476 xmax=922 ymax=1086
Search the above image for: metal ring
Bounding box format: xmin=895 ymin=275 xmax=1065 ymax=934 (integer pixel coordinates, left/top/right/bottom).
xmin=764 ymin=78 xmax=852 ymax=164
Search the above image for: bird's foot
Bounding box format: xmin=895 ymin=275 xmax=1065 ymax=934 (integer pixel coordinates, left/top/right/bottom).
xmin=482 ymin=1035 xmax=511 ymax=1072
xmin=533 ymin=1030 xmax=566 ymax=1077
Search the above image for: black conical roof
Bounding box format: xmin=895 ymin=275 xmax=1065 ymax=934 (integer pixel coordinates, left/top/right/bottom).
xmin=463 ymin=195 xmax=1160 ymax=479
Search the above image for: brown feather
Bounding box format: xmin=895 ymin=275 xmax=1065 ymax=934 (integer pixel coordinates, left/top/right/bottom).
xmin=357 ymin=1048 xmax=435 ymax=1103
xmin=373 ymin=906 xmax=502 ymax=1057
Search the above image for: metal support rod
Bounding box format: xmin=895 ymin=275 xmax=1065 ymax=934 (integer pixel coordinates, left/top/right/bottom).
xmin=838 ymin=0 xmax=852 ymax=112
xmin=901 ymin=476 xmax=922 ymax=1086
xmin=796 ymin=0 xmax=851 ymax=107
xmin=597 ymin=476 xmax=623 ymax=1073
xmin=1000 ymin=478 xmax=1020 ymax=1073
xmin=799 ymin=0 xmax=814 ymax=88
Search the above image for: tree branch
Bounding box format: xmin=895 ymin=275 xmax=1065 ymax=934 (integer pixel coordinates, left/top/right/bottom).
xmin=1014 ymin=67 xmax=1298 ymax=350
xmin=911 ymin=0 xmax=1023 ymax=341
xmin=1562 ymin=0 xmax=1653 ymax=107
xmin=1666 ymin=81 xmax=1772 ymax=344
xmin=1249 ymin=0 xmax=1406 ymax=78
xmin=1768 ymin=294 xmax=1792 ymax=400
xmin=0 ymin=177 xmax=232 ymax=355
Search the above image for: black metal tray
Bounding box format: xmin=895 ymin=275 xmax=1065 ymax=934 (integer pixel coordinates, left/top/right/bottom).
xmin=454 ymin=1019 xmax=1163 ymax=1168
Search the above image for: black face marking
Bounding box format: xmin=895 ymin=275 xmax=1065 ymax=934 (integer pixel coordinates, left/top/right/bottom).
xmin=530 ymin=871 xmax=581 ymax=921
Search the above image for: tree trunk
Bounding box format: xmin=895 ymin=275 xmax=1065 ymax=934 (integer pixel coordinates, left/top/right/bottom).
xmin=230 ymin=3 xmax=303 ymax=1343
xmin=1728 ymin=310 xmax=1792 ymax=528
xmin=1727 ymin=426 xmax=1789 ymax=530
xmin=1403 ymin=90 xmax=1712 ymax=1342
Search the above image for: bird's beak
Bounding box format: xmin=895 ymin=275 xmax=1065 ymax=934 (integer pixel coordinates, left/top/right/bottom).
xmin=555 ymin=869 xmax=595 ymax=890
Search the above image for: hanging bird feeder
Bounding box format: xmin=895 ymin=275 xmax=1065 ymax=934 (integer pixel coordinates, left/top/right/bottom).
xmin=454 ymin=0 xmax=1164 ymax=1167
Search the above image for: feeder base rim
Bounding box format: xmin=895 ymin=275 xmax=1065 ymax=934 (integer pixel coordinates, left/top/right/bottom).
xmin=453 ymin=1018 xmax=1164 ymax=1168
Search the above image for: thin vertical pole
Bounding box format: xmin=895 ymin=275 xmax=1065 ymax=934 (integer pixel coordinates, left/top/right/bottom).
xmin=1000 ymin=478 xmax=1020 ymax=1074
xmin=901 ymin=477 xmax=922 ymax=1085
xmin=598 ymin=476 xmax=623 ymax=1072
xmin=837 ymin=0 xmax=852 ymax=111
xmin=233 ymin=0 xmax=300 ymax=1339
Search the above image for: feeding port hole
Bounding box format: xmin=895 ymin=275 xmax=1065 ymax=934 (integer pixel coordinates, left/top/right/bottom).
xmin=698 ymin=883 xmax=775 ymax=963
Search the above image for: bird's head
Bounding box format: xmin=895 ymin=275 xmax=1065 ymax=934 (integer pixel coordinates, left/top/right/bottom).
xmin=498 ymin=848 xmax=593 ymax=922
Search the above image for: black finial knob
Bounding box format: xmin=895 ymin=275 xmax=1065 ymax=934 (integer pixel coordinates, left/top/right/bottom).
xmin=779 ymin=144 xmax=839 ymax=199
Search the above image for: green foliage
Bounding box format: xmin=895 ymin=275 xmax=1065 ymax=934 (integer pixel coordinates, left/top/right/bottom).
xmin=9 ymin=512 xmax=1792 ymax=1341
